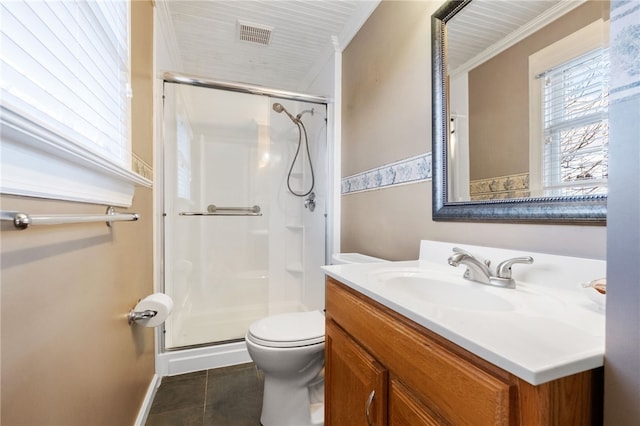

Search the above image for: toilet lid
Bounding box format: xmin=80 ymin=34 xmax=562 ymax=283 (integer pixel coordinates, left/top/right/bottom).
xmin=247 ymin=311 xmax=325 ymax=348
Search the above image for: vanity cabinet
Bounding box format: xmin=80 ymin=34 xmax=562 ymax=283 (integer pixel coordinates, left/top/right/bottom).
xmin=325 ymin=277 xmax=603 ymax=425
xmin=326 ymin=320 xmax=388 ymax=425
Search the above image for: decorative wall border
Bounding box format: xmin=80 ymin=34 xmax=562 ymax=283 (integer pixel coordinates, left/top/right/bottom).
xmin=132 ymin=153 xmax=153 ymax=181
xmin=610 ymin=0 xmax=640 ymax=104
xmin=341 ymin=153 xmax=432 ymax=195
xmin=469 ymin=172 xmax=530 ymax=201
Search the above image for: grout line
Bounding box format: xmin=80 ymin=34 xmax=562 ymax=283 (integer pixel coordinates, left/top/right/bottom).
xmin=202 ymin=370 xmax=209 ymax=426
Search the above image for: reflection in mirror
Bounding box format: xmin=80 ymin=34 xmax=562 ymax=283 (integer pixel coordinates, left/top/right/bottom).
xmin=432 ymin=0 xmax=608 ymax=223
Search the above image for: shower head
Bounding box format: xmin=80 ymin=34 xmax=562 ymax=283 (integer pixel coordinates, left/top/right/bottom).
xmin=296 ymin=108 xmax=314 ymax=120
xmin=272 ymin=102 xmax=299 ymax=123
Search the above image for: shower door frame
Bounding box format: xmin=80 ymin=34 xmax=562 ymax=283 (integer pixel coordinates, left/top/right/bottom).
xmin=155 ymin=72 xmax=332 ymax=375
xmin=163 ymin=72 xmax=327 ymax=104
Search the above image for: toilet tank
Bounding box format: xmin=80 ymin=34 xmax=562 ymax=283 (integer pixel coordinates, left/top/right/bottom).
xmin=331 ymin=253 xmax=389 ymax=265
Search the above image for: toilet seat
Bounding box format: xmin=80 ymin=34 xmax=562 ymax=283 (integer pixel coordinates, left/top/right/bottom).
xmin=247 ymin=311 xmax=325 ymax=348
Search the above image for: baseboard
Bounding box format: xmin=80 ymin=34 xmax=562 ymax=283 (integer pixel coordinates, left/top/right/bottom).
xmin=156 ymin=341 xmax=252 ymax=376
xmin=135 ymin=374 xmax=162 ymax=426
xmin=137 ymin=345 xmax=250 ymax=423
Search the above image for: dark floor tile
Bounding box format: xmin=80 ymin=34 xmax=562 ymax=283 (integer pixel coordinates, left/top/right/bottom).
xmin=162 ymin=370 xmax=207 ymax=384
xmin=204 ymin=402 xmax=261 ymax=426
xmin=146 ymin=405 xmax=204 ymax=426
xmin=147 ymin=363 xmax=264 ymax=425
xmin=206 ymin=364 xmax=263 ymax=405
xmin=150 ymin=375 xmax=207 ymax=415
xmin=207 ymin=363 xmax=257 ymax=378
xmin=205 ymin=363 xmax=263 ymax=425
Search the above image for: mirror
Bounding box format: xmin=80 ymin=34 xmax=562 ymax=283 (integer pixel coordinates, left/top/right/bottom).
xmin=432 ymin=0 xmax=608 ymax=224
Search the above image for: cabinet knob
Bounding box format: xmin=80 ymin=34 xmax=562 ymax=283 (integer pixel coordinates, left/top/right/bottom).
xmin=365 ymin=390 xmax=376 ymax=426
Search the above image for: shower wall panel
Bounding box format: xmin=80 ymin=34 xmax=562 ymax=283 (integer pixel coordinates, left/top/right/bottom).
xmin=163 ymin=83 xmax=327 ymax=349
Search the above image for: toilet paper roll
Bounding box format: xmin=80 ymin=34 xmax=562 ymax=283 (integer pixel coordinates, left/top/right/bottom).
xmin=133 ymin=293 xmax=174 ymax=327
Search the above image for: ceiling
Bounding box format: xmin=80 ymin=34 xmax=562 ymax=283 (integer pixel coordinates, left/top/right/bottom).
xmin=446 ymin=0 xmax=573 ymax=73
xmin=159 ymin=0 xmax=379 ymax=93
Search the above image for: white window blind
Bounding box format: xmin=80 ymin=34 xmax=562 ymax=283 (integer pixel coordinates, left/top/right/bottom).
xmin=539 ymin=48 xmax=609 ymax=196
xmin=1 ymin=0 xmax=130 ymax=164
xmin=0 ymin=0 xmax=149 ymax=206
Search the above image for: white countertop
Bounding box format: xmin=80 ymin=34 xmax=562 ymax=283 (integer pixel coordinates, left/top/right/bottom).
xmin=322 ymin=242 xmax=606 ymax=386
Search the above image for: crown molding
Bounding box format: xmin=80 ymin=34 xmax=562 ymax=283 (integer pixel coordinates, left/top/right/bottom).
xmin=450 ymin=0 xmax=587 ymax=77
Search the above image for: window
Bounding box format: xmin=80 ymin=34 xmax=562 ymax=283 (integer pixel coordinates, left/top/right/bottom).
xmin=540 ymin=49 xmax=609 ymax=196
xmin=528 ymin=19 xmax=609 ymax=198
xmin=0 ymin=0 xmax=150 ymax=207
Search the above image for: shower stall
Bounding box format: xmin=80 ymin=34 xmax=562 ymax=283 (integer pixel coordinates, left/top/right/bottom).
xmin=159 ymin=75 xmax=329 ymax=369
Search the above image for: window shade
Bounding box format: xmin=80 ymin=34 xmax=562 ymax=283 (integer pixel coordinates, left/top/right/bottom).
xmin=540 ymin=48 xmax=609 ymax=196
xmin=0 ymin=0 xmax=130 ymax=167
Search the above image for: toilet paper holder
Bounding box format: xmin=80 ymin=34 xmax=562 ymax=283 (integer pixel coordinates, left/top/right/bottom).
xmin=127 ymin=293 xmax=173 ymax=327
xmin=128 ymin=309 xmax=158 ymax=325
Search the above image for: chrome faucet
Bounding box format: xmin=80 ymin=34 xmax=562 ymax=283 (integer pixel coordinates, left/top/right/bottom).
xmin=447 ymin=247 xmax=533 ymax=289
xmin=447 ymin=247 xmax=492 ymax=284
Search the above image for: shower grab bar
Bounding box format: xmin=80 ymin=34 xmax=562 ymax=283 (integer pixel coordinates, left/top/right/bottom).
xmin=1 ymin=206 xmax=139 ymax=230
xmin=179 ymin=204 xmax=262 ymax=217
xmin=207 ymin=204 xmax=261 ymax=214
xmin=179 ymin=212 xmax=262 ymax=217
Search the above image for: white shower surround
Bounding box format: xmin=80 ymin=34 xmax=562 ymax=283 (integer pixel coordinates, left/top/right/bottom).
xmin=152 ymin=0 xmax=368 ymax=377
xmin=159 ymin=82 xmax=329 ymax=374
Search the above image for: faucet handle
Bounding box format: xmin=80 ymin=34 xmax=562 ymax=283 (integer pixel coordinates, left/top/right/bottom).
xmin=496 ymin=256 xmax=534 ymax=279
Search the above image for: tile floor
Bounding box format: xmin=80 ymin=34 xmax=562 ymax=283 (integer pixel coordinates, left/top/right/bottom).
xmin=145 ymin=363 xmax=264 ymax=426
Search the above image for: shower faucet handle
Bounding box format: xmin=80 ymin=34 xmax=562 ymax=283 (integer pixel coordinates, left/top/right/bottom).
xmin=304 ymin=192 xmax=316 ymax=212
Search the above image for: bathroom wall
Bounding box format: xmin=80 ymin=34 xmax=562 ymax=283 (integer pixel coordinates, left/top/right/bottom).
xmin=341 ymin=0 xmax=606 ymax=261
xmin=0 ymin=2 xmax=155 ymax=424
xmin=604 ymin=1 xmax=640 ymax=422
xmin=468 ymin=0 xmax=608 ymax=181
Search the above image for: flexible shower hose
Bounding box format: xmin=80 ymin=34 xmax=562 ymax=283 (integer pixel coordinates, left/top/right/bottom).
xmin=287 ymin=119 xmax=315 ymax=197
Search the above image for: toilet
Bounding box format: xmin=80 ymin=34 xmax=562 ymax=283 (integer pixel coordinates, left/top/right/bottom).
xmin=246 ymin=254 xmax=387 ymax=425
xmin=245 ymin=310 xmax=326 ymax=426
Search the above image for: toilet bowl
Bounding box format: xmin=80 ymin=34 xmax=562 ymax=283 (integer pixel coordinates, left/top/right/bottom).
xmin=245 ymin=310 xmax=325 ymax=426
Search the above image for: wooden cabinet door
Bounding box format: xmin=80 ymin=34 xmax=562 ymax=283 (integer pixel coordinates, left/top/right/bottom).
xmin=389 ymin=379 xmax=449 ymax=426
xmin=326 ymin=319 xmax=388 ymax=426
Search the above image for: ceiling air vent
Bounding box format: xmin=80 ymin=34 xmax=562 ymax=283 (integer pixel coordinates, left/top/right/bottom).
xmin=237 ymin=20 xmax=273 ymax=46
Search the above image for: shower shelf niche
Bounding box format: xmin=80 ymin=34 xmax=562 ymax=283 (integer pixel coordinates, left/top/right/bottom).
xmin=284 ymin=222 xmax=305 ymax=275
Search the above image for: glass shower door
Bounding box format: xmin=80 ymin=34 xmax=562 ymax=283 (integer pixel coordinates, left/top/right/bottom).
xmin=163 ymin=83 xmax=271 ymax=349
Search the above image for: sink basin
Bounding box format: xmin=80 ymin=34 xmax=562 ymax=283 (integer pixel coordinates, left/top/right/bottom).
xmin=369 ymin=269 xmax=515 ymax=311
